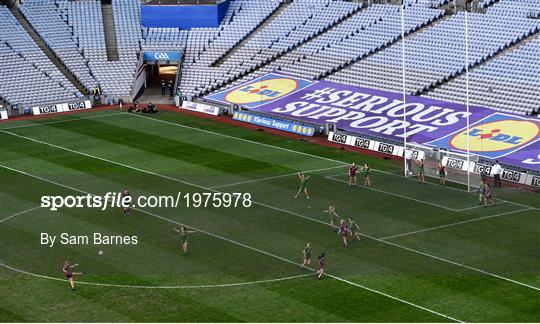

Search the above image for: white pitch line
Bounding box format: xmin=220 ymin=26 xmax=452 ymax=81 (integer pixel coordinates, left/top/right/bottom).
xmin=375 ymin=232 xmax=540 ymax=292
xmin=325 ymin=174 xmax=458 ymax=211
xmin=126 ymin=112 xmax=349 ymax=167
xmin=378 ymin=171 xmax=538 ymax=211
xmin=3 ymin=131 xmax=539 ymax=293
xmin=379 ymin=207 xmax=534 ymax=240
xmin=6 ymin=111 xmax=536 ymax=212
xmin=210 ymin=165 xmax=345 ymax=189
xmin=126 ymin=113 xmax=478 ymax=196
xmin=125 ymin=115 xmax=536 ymax=211
xmin=0 ymin=261 xmax=312 ymax=289
xmin=454 ymin=201 xmax=505 ymax=211
xmin=326 ymin=174 xmax=515 ymax=213
xmin=0 ymin=165 xmax=462 ymax=322
xmin=0 ymin=206 xmax=41 ymax=223
xmin=0 ymin=112 xmax=124 ymax=131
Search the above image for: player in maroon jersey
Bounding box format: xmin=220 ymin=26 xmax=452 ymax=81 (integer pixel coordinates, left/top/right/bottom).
xmin=315 ymin=253 xmax=326 ymax=279
xmin=62 ymin=261 xmax=84 ymax=290
xmin=437 ymin=162 xmax=446 ymax=186
xmin=483 ymin=183 xmax=494 ymax=206
xmin=348 ymin=163 xmax=358 ymax=186
xmin=338 ymin=219 xmax=348 ymax=247
xmin=121 ymin=188 xmax=131 ymax=215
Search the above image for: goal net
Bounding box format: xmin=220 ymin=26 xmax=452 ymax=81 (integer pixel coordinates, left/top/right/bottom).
xmin=404 ymin=143 xmax=482 ymax=191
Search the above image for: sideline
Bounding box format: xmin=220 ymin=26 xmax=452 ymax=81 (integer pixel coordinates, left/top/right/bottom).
xmin=0 ymin=164 xmax=463 ymax=323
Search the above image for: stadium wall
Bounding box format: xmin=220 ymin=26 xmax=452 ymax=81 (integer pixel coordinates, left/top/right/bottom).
xmin=141 ymin=0 xmax=230 ymax=29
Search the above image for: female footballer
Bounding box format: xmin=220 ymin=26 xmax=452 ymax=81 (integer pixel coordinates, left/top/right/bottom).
xmin=295 ymin=172 xmax=311 ymax=199
xmin=359 ymin=163 xmax=371 ymax=187
xmin=323 ymin=205 xmax=339 ymax=227
xmin=437 ymin=162 xmax=446 ymax=185
xmin=121 ymin=188 xmax=131 ymax=215
xmin=174 ymin=226 xmax=197 ymax=254
xmin=483 ymin=183 xmax=494 ymax=206
xmin=300 ymin=242 xmax=312 ymax=270
xmin=348 ymin=162 xmax=358 ymax=186
xmin=477 ymin=180 xmax=487 ymax=204
xmin=315 ymin=253 xmax=326 ymax=279
xmin=62 ymin=261 xmax=84 ymax=290
xmin=417 ymin=159 xmax=426 ymax=183
xmin=348 ymin=217 xmax=361 ymax=241
xmin=338 ymin=219 xmax=348 ymax=247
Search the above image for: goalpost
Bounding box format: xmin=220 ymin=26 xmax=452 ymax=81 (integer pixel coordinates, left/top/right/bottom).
xmin=400 ymin=4 xmax=475 ymax=192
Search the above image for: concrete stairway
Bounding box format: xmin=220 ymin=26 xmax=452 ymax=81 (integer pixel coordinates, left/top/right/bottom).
xmin=207 ymin=2 xmax=365 ymax=95
xmin=211 ymin=0 xmax=291 ymax=67
xmin=101 ymin=3 xmax=119 ymax=61
xmin=9 ymin=6 xmax=88 ymax=95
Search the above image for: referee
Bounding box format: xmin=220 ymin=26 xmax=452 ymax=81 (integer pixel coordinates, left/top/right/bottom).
xmin=492 ymin=160 xmax=503 ymax=187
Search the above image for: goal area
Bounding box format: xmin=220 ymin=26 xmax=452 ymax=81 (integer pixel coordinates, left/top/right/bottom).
xmin=404 ymin=143 xmax=482 ymax=192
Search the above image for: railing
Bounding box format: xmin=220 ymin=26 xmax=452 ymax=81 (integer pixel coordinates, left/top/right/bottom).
xmin=141 ymin=0 xmax=225 ymax=5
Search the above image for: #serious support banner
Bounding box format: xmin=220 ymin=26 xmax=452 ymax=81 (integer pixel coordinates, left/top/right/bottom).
xmin=206 ymin=72 xmax=540 ymax=172
xmin=232 ymin=111 xmax=315 ymax=137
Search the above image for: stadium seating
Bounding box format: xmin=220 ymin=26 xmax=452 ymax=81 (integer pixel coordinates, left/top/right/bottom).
xmin=18 ymin=0 xmax=98 ymax=92
xmin=142 ymin=27 xmax=188 ymax=52
xmin=0 ymin=0 xmax=538 ymax=116
xmin=325 ymin=1 xmax=540 ymax=115
xmin=112 ymin=0 xmax=142 ymax=61
xmin=67 ymin=0 xmax=138 ymax=96
xmin=426 ymin=1 xmax=540 ymax=115
xmin=179 ymin=0 xmax=362 ymax=97
xmin=225 ymin=3 xmax=444 ymax=91
xmin=0 ymin=6 xmax=80 ymax=108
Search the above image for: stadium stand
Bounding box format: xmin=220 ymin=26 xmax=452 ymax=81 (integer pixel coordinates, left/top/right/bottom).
xmin=112 ymin=0 xmax=142 ymax=62
xmin=0 ymin=5 xmax=81 ymax=108
xmin=179 ymin=0 xmax=363 ymax=98
xmin=18 ymin=0 xmax=99 ymax=93
xmin=223 ymin=3 xmax=445 ymax=92
xmin=0 ymin=0 xmax=538 ymax=116
xmin=142 ymin=27 xmax=188 ymax=52
xmin=66 ymin=0 xmax=139 ymax=97
xmin=425 ymin=1 xmax=540 ymax=115
xmin=328 ymin=8 xmax=539 ymax=100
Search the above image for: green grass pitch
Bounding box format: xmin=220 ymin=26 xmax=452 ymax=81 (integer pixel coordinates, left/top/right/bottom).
xmin=0 ymin=110 xmax=538 ymax=322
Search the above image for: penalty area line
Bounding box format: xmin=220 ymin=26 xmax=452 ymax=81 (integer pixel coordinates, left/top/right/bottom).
xmin=453 ymin=201 xmax=505 ymax=211
xmin=7 ymin=111 xmax=534 ymax=212
xmin=0 ymin=164 xmax=462 ymax=323
xmin=379 ymin=207 xmax=534 ymax=240
xmin=3 ymin=131 xmax=539 ymax=293
xmin=209 ymin=165 xmax=345 ymax=189
xmin=325 ymin=174 xmax=458 ymax=212
xmin=127 ymin=113 xmax=538 ymax=212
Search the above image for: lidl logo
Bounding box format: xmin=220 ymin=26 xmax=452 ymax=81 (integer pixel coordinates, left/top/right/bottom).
xmin=429 ymin=113 xmax=540 ymax=159
xmin=205 ymin=73 xmax=314 ymax=108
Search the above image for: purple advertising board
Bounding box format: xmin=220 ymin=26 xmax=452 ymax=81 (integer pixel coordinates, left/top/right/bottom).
xmin=205 ymin=72 xmax=540 ymax=172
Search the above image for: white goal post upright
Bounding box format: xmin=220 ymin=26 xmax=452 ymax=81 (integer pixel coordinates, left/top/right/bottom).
xmin=400 ymin=1 xmax=408 ymax=177
xmin=464 ymin=9 xmax=472 ymax=192
xmin=401 ymin=6 xmax=472 ymax=192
